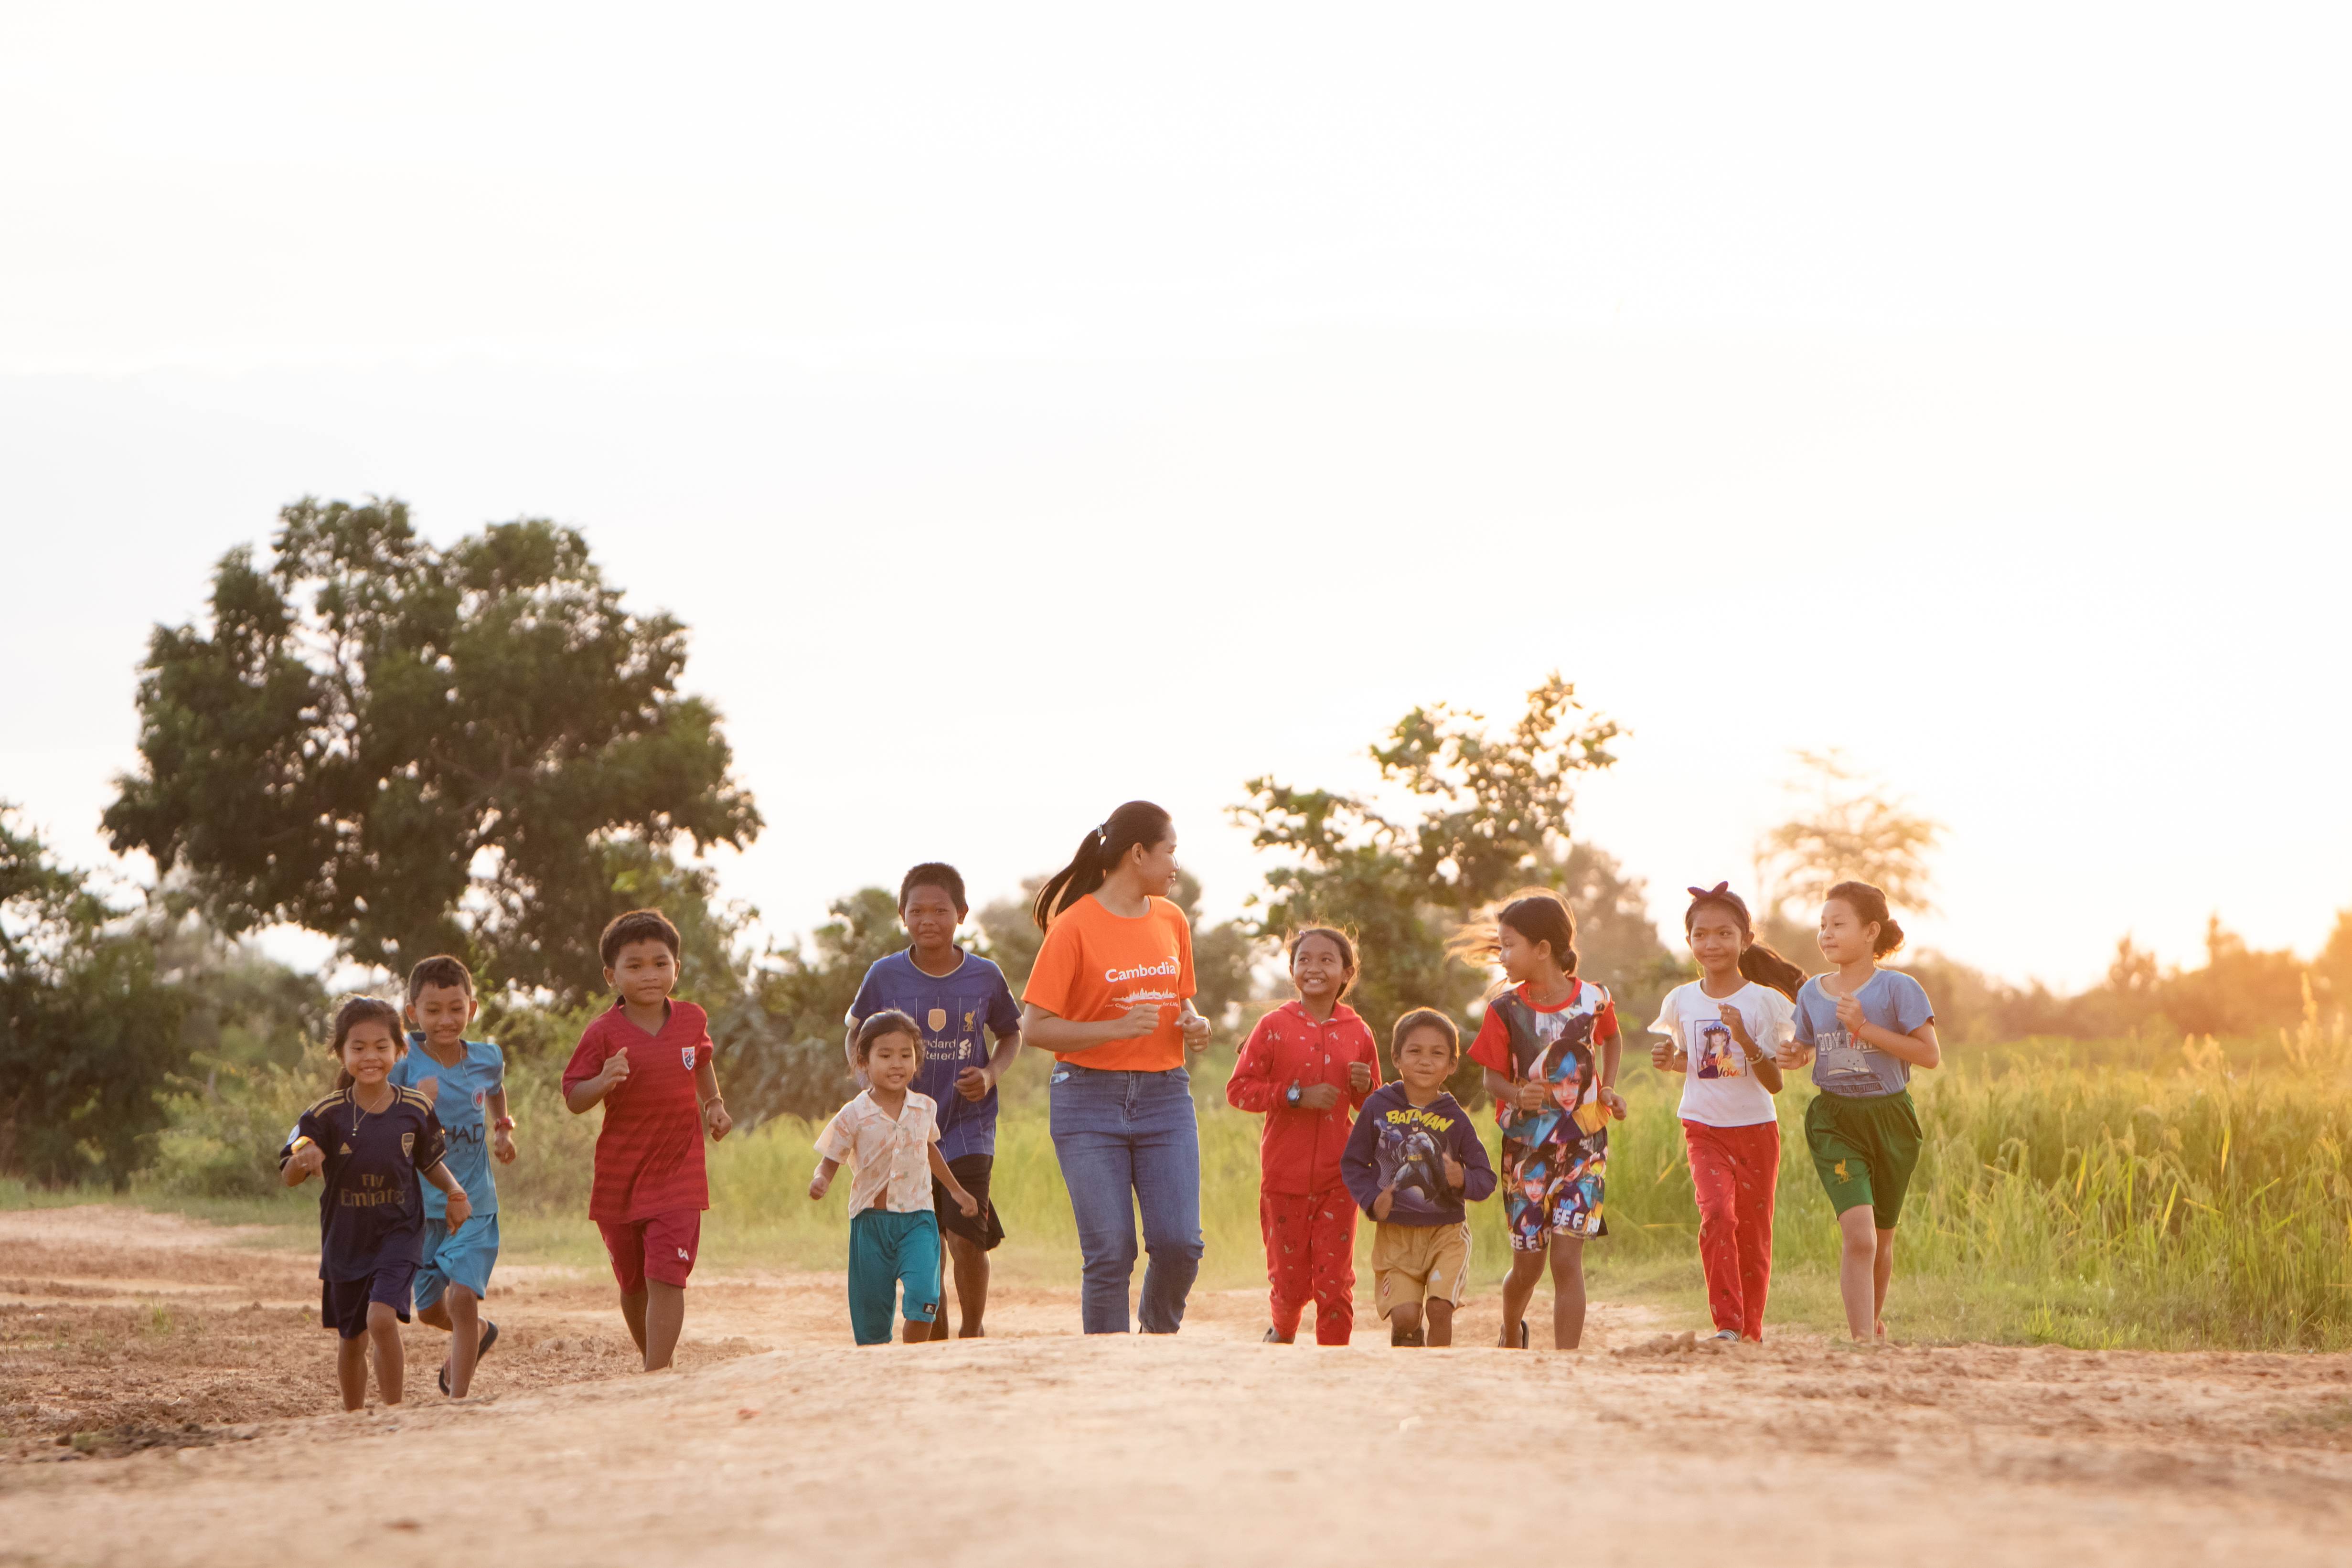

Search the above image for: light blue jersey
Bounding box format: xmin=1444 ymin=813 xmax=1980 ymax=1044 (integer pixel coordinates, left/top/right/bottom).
xmin=392 ymin=1036 xmax=505 ymax=1217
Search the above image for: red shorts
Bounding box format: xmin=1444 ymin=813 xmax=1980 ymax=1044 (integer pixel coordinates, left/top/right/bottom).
xmin=598 ymin=1209 xmax=702 ymax=1293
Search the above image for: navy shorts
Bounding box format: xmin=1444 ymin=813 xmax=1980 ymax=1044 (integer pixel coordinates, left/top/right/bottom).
xmin=322 ymin=1259 xmax=417 ymax=1339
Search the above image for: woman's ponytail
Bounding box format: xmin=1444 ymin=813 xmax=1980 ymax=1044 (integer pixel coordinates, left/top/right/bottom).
xmin=1031 ymin=800 xmax=1174 ymax=930
xmin=1737 ymin=941 xmax=1806 ymax=1001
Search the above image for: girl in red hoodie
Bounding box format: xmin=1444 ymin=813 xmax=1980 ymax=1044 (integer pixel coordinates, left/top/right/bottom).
xmin=1226 ymin=928 xmax=1382 ymax=1344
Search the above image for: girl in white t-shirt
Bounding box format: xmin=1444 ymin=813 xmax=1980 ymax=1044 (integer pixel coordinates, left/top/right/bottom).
xmin=1648 ymin=883 xmax=1804 ymax=1342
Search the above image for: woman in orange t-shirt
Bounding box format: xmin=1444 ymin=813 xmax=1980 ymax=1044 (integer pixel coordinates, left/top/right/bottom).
xmin=1020 ymin=800 xmax=1213 ymax=1334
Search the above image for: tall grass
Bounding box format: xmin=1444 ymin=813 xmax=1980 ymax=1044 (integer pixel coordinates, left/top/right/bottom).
xmin=104 ymin=1010 xmax=2352 ymax=1348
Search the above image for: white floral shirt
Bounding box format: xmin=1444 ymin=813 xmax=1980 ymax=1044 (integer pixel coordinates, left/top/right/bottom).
xmin=814 ymin=1090 xmax=941 ymax=1216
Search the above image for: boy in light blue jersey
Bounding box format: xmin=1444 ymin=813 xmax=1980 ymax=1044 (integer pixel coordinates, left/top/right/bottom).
xmin=389 ymin=954 xmax=515 ymax=1396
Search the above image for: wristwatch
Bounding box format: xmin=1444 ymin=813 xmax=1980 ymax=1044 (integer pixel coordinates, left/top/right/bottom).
xmin=1284 ymin=1083 xmax=1303 ymax=1109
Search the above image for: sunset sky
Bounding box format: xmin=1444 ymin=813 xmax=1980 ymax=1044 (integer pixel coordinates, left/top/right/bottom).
xmin=3 ymin=5 xmax=2346 ymax=990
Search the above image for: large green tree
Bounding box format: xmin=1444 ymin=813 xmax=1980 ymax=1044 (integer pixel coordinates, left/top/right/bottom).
xmin=104 ymin=498 xmax=761 ymax=1001
xmin=1231 ymin=674 xmax=1672 ymax=1087
xmin=0 ymin=810 xmax=185 ymax=1184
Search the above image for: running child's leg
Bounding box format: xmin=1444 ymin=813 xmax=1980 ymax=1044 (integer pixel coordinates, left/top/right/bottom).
xmin=847 ymin=1211 xmax=896 ymax=1345
xmin=1259 ymin=1190 xmax=1311 ymax=1342
xmin=1836 ymin=1206 xmax=1879 ymax=1340
xmin=1497 ymin=1244 xmax=1547 ymax=1347
xmin=1424 ymin=1297 xmax=1455 ymax=1347
xmin=441 ymin=1285 xmax=482 ymax=1393
xmin=336 ymin=1333 xmax=370 ymax=1411
xmin=365 ymin=1301 xmax=405 ymax=1404
xmin=1307 ymin=1190 xmax=1356 ymax=1346
xmin=1872 ymin=1227 xmax=1896 ymax=1337
xmin=1547 ymin=1235 xmax=1587 ymax=1350
xmin=897 ymin=1213 xmax=942 ymax=1345
xmin=945 ymin=1231 xmax=988 ymax=1338
xmin=642 ymin=1281 xmax=685 ymax=1369
xmin=1731 ymin=1123 xmax=1779 ymax=1341
xmin=1388 ymin=1299 xmax=1423 ymax=1345
xmin=1683 ymin=1120 xmax=1744 ymax=1336
xmin=620 ymin=1288 xmax=649 ymax=1355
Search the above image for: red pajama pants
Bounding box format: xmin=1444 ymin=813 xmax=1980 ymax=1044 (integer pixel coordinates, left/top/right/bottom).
xmin=1682 ymin=1119 xmax=1780 ymax=1341
xmin=1260 ymin=1187 xmax=1357 ymax=1345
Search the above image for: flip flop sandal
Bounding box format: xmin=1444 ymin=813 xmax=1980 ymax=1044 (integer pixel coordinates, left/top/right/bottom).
xmin=439 ymin=1321 xmax=500 ymax=1396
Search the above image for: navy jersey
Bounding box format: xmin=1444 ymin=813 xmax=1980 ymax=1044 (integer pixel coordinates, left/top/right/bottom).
xmin=280 ymin=1086 xmax=449 ymax=1281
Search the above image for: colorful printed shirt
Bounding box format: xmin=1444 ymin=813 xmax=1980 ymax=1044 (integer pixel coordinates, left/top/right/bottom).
xmin=1021 ymin=894 xmax=1197 ymax=1073
xmin=814 ymin=1090 xmax=942 ymax=1217
xmin=1793 ymin=970 xmax=1935 ymax=1099
xmin=1224 ymin=1000 xmax=1383 ymax=1195
xmin=279 ymin=1086 xmax=448 ymax=1281
xmin=1649 ymin=981 xmax=1795 ymax=1129
xmin=560 ymin=1000 xmax=715 ymax=1223
xmin=846 ymin=949 xmax=1022 ymax=1162
xmin=390 ymin=1035 xmax=505 ymax=1217
xmin=1469 ymin=980 xmax=1621 ymax=1241
xmin=1339 ymin=1084 xmax=1497 ymax=1225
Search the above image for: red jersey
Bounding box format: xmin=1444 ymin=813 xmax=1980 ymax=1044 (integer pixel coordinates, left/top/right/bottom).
xmin=562 ymin=999 xmax=714 ymax=1223
xmin=1225 ymin=1000 xmax=1382 ymax=1196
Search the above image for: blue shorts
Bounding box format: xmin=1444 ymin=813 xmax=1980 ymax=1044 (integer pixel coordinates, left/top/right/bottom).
xmin=847 ymin=1209 xmax=941 ymax=1346
xmin=322 ymin=1259 xmax=416 ymax=1339
xmin=416 ymin=1214 xmax=500 ymax=1308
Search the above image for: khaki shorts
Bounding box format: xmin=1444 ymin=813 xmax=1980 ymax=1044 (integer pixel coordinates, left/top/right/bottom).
xmin=1371 ymin=1221 xmax=1472 ymax=1318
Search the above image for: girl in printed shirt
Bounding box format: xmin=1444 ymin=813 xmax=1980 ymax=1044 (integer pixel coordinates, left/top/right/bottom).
xmin=1457 ymin=890 xmax=1625 ymax=1350
xmin=1225 ymin=927 xmax=1380 ymax=1345
xmin=1649 ymin=883 xmax=1802 ymax=1342
xmin=1774 ymin=880 xmax=1941 ymax=1342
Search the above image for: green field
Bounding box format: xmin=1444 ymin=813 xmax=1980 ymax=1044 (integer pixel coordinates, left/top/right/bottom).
xmin=34 ymin=1013 xmax=2352 ymax=1351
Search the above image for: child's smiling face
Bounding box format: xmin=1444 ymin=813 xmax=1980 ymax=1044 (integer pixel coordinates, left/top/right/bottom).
xmin=1394 ymin=1026 xmax=1455 ymax=1094
xmin=900 ymin=884 xmax=962 ymax=957
xmin=1688 ymin=907 xmax=1744 ymax=977
xmin=865 ymin=1030 xmax=921 ymax=1092
xmin=1290 ymin=932 xmax=1350 ymax=1004
xmin=340 ymin=1018 xmax=402 ymax=1087
xmin=408 ymin=981 xmax=477 ymax=1049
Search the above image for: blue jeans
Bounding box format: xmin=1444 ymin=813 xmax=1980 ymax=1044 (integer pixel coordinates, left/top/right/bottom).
xmin=1050 ymin=1063 xmax=1203 ymax=1334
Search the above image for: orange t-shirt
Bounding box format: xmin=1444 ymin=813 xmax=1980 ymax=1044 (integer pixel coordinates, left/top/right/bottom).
xmin=1021 ymin=894 xmax=1197 ymax=1072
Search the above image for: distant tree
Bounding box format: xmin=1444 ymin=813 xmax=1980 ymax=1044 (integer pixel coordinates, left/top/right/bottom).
xmin=1753 ymin=749 xmax=1943 ymax=955
xmin=1231 ymin=674 xmax=1662 ymax=1089
xmin=723 ymin=888 xmax=905 ymax=1126
xmin=0 ymin=810 xmax=186 ymax=1185
xmin=103 ymin=498 xmax=761 ymax=1003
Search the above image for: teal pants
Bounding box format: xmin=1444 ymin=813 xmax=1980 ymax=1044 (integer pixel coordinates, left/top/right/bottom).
xmin=848 ymin=1208 xmax=941 ymax=1345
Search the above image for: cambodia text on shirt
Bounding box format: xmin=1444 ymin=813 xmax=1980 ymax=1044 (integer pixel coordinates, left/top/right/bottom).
xmin=815 ymin=1090 xmax=943 ymax=1216
xmin=846 ymin=950 xmax=1022 ymax=1162
xmin=1020 ymin=894 xmax=1197 ymax=1073
xmin=390 ymin=1035 xmax=505 ymax=1217
xmin=1792 ymin=970 xmax=1935 ymax=1098
xmin=1649 ymin=981 xmax=1796 ymax=1128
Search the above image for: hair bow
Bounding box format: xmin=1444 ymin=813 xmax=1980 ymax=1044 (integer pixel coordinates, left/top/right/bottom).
xmin=1687 ymin=882 xmax=1732 ymax=900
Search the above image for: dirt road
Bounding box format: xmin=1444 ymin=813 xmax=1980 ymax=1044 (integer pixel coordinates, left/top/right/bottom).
xmin=5 ymin=1206 xmax=2350 ymax=1566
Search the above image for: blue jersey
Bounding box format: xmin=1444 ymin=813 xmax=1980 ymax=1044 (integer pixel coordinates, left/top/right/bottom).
xmin=391 ymin=1036 xmax=505 ymax=1217
xmin=1794 ymin=970 xmax=1935 ymax=1099
xmin=280 ymin=1086 xmax=447 ymax=1281
xmin=847 ymin=950 xmax=1023 ymax=1162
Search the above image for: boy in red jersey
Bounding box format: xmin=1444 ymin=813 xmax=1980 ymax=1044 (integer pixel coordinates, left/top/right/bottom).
xmin=562 ymin=908 xmax=733 ymax=1371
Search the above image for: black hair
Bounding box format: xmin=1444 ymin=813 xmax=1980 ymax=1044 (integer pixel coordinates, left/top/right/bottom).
xmin=329 ymin=995 xmax=406 ymax=1089
xmin=1030 ymin=801 xmax=1174 ymax=930
xmin=854 ymin=1009 xmax=921 ymax=1063
xmin=1286 ymin=926 xmax=1358 ymax=998
xmin=1825 ymin=879 xmax=1907 ymax=959
xmin=600 ymin=908 xmax=682 ymax=969
xmin=406 ymin=954 xmax=475 ymax=1003
xmin=1448 ymin=888 xmax=1579 ymax=976
xmin=898 ymin=863 xmax=968 ymax=917
xmin=1682 ymin=883 xmax=1806 ymax=1001
xmin=1390 ymin=1007 xmax=1460 ymax=1058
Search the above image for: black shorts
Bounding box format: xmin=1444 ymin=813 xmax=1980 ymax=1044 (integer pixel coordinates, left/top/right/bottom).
xmin=932 ymin=1153 xmax=1005 ymax=1251
xmin=321 ymin=1259 xmax=416 ymax=1338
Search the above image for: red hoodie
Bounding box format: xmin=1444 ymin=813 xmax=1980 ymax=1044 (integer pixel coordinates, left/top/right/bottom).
xmin=1226 ymin=1000 xmax=1382 ymax=1195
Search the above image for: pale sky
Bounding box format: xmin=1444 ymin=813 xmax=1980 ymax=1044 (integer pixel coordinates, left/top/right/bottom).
xmin=2 ymin=4 xmax=2347 ymax=991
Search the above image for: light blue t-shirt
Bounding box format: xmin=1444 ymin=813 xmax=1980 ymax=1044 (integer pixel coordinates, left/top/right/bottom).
xmin=1793 ymin=971 xmax=1935 ymax=1099
xmin=391 ymin=1036 xmax=506 ymax=1217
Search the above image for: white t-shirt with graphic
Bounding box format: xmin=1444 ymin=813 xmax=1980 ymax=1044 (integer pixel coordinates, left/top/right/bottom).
xmin=1649 ymin=981 xmax=1796 ymax=1128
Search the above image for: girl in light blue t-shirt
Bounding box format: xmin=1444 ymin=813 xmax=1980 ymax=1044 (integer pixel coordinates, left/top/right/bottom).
xmin=1774 ymin=880 xmax=1941 ymax=1343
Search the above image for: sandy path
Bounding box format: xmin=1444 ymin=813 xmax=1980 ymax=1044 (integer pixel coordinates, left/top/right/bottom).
xmin=5 ymin=1207 xmax=2351 ymax=1564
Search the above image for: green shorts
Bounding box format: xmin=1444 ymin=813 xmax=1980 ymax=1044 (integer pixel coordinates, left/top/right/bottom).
xmin=1805 ymin=1088 xmax=1923 ymax=1230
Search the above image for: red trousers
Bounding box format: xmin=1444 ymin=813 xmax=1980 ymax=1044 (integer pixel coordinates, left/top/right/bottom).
xmin=1260 ymin=1187 xmax=1357 ymax=1344
xmin=1682 ymin=1119 xmax=1780 ymax=1341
